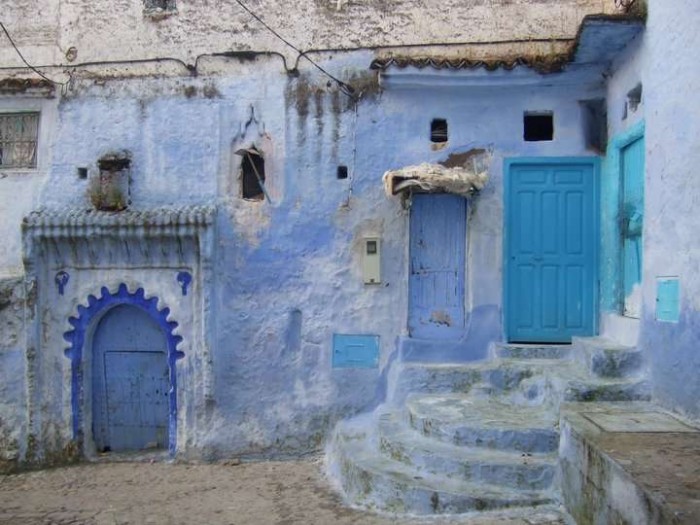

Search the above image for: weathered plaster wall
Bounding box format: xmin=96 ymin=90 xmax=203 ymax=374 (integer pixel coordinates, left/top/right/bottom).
xmin=0 ymin=0 xmax=616 ymax=70
xmin=0 ymin=277 xmax=25 ymax=472
xmin=3 ymin=51 xmax=607 ymax=460
xmin=0 ymin=96 xmax=58 ymax=276
xmin=603 ymin=0 xmax=700 ymax=419
xmin=636 ymin=0 xmax=700 ymax=420
xmin=599 ymin=33 xmax=645 ymax=346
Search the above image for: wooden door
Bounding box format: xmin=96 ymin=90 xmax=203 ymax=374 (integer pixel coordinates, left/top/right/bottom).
xmin=409 ymin=194 xmax=466 ymax=340
xmin=92 ymin=304 xmax=169 ymax=452
xmin=506 ymin=160 xmax=598 ymax=343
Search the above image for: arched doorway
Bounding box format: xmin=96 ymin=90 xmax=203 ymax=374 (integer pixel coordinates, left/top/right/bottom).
xmin=92 ymin=304 xmax=169 ymax=452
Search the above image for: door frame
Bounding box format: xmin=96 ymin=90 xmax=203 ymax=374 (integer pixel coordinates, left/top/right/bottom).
xmin=609 ymin=121 xmax=645 ymax=316
xmin=63 ymin=283 xmax=184 ymax=456
xmin=503 ymin=157 xmax=601 ymax=343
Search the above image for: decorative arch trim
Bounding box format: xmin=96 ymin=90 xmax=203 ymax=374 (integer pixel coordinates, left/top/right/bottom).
xmin=63 ymin=283 xmax=184 ymax=455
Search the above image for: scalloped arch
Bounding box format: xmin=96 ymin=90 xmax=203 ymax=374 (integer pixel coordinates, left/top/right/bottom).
xmin=63 ymin=283 xmax=184 ymax=455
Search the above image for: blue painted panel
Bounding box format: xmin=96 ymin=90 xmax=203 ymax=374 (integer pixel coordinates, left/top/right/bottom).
xmin=333 ymin=334 xmax=379 ymax=368
xmin=408 ymin=194 xmax=466 ymax=340
xmin=505 ymin=159 xmax=598 ymax=343
xmin=621 ymin=136 xmax=645 ymax=318
xmin=656 ymin=278 xmax=680 ymax=323
xmin=92 ymin=303 xmax=169 ymax=452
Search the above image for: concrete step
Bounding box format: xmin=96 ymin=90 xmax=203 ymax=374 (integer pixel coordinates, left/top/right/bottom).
xmin=388 ymin=359 xmax=567 ymax=404
xmin=376 ymin=409 xmax=557 ymax=490
xmin=563 ymin=376 xmax=652 ymax=403
xmin=406 ymin=394 xmax=560 ymax=453
xmin=572 ymin=337 xmax=645 ymax=378
xmin=330 ymin=420 xmax=555 ymax=514
xmin=491 ymin=343 xmax=572 ymax=360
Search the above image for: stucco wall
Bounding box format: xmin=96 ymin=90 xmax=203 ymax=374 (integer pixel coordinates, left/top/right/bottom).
xmin=0 ymin=0 xmax=615 ymax=68
xmin=605 ymin=0 xmax=700 ymax=419
xmin=636 ymin=0 xmax=700 ymax=420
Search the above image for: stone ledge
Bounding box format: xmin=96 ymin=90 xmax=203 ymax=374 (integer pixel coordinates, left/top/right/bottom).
xmin=560 ymin=402 xmax=700 ymax=524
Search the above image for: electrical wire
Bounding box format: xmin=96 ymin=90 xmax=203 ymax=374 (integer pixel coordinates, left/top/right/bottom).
xmin=231 ymin=0 xmax=356 ymax=98
xmin=0 ymin=20 xmax=66 ymax=86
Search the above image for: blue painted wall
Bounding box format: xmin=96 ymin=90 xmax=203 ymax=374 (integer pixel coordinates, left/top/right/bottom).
xmin=20 ymin=51 xmax=608 ymax=458
xmin=603 ymin=0 xmax=700 ymax=420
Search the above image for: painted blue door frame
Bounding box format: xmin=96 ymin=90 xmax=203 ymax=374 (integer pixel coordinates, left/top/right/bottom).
xmin=504 ymin=158 xmax=600 ymax=343
xmin=93 ymin=304 xmax=170 ymax=452
xmin=63 ymin=284 xmax=184 ymax=455
xmin=409 ymin=194 xmax=467 ymax=340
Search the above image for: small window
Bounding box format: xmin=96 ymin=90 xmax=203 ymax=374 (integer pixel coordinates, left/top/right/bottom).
xmin=524 ymin=112 xmax=553 ymax=142
xmin=0 ymin=112 xmax=39 ymax=169
xmin=337 ymin=165 xmax=348 ymax=180
xmin=144 ymin=0 xmax=176 ymax=10
xmin=430 ymin=119 xmax=448 ymax=143
xmin=238 ymin=147 xmax=266 ymax=201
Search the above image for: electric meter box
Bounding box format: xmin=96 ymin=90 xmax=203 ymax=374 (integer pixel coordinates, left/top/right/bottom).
xmin=363 ymin=237 xmax=381 ymax=284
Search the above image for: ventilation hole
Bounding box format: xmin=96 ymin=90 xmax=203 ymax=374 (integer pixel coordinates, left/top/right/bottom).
xmin=627 ymin=83 xmax=643 ymax=113
xmin=240 ymin=148 xmax=265 ymax=200
xmin=77 ymin=167 xmax=88 ymax=179
xmin=524 ymin=113 xmax=554 ymax=142
xmin=337 ymin=165 xmax=348 ymax=180
xmin=430 ymin=119 xmax=448 ymax=143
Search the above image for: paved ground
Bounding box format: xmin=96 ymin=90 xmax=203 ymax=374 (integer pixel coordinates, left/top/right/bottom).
xmin=0 ymin=458 xmax=567 ymax=525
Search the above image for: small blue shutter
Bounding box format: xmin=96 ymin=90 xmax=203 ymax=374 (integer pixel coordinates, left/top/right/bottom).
xmin=332 ymin=334 xmax=379 ymax=368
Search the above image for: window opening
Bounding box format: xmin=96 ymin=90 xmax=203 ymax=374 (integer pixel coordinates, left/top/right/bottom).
xmin=430 ymin=119 xmax=448 ymax=143
xmin=0 ymin=112 xmax=39 ymax=169
xmin=236 ymin=147 xmax=267 ymax=201
xmin=77 ymin=167 xmax=88 ymax=179
xmin=524 ymin=112 xmax=554 ymax=142
xmin=624 ymin=83 xmax=643 ymax=119
xmin=144 ymin=0 xmax=176 ymax=10
xmin=337 ymin=165 xmax=348 ymax=180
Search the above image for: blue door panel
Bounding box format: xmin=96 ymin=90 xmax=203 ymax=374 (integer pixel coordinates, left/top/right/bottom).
xmin=409 ymin=194 xmax=466 ymax=340
xmin=506 ymin=160 xmax=597 ymax=343
xmin=621 ymin=136 xmax=644 ymax=318
xmin=93 ymin=304 xmax=169 ymax=452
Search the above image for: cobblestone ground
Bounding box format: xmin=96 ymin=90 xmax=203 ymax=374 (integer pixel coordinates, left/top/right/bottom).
xmin=0 ymin=459 xmax=567 ymax=525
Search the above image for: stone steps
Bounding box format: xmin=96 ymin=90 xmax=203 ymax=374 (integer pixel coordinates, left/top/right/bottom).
xmin=376 ymin=408 xmax=557 ymax=490
xmin=326 ymin=335 xmax=650 ymax=516
xmin=491 ymin=343 xmax=572 ymax=360
xmin=329 ymin=416 xmax=555 ymax=514
xmin=406 ymin=394 xmax=560 ymax=453
xmin=572 ymin=336 xmax=645 ymax=378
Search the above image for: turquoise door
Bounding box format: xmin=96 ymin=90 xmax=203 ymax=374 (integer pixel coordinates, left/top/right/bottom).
xmin=621 ymin=136 xmax=644 ymax=318
xmin=505 ymin=159 xmax=598 ymax=343
xmin=92 ymin=304 xmax=169 ymax=452
xmin=409 ymin=194 xmax=466 ymax=340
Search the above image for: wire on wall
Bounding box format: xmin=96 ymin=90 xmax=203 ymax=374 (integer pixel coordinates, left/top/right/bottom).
xmin=231 ymin=0 xmax=356 ymax=99
xmin=0 ymin=20 xmax=67 ymax=86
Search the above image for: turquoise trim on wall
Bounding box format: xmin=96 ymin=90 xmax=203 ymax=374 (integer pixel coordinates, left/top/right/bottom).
xmin=600 ymin=120 xmax=645 ymax=313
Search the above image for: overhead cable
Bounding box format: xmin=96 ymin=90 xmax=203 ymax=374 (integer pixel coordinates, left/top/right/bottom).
xmin=0 ymin=20 xmax=66 ymax=86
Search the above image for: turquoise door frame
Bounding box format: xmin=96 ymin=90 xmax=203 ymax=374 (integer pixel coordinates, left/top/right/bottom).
xmin=504 ymin=157 xmax=600 ymax=343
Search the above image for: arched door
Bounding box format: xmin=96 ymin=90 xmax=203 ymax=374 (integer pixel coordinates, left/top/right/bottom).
xmin=92 ymin=304 xmax=169 ymax=452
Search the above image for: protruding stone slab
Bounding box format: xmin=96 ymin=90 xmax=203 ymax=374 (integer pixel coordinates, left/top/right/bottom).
xmin=407 ymin=395 xmax=559 ymax=453
xmin=376 ymin=409 xmax=557 ymax=490
xmin=572 ymin=337 xmax=644 ymax=378
xmin=491 ymin=343 xmax=572 ymax=360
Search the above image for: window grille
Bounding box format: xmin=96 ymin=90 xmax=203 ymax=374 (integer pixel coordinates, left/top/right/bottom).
xmin=0 ymin=112 xmax=39 ymax=169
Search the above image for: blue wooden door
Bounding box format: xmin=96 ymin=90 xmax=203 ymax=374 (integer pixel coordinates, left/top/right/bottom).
xmin=506 ymin=160 xmax=598 ymax=343
xmin=93 ymin=304 xmax=169 ymax=452
xmin=621 ymin=137 xmax=644 ymax=318
xmin=409 ymin=194 xmax=466 ymax=340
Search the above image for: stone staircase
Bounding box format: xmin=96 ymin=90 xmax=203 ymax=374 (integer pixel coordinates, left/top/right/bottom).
xmin=325 ymin=337 xmax=650 ymax=515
